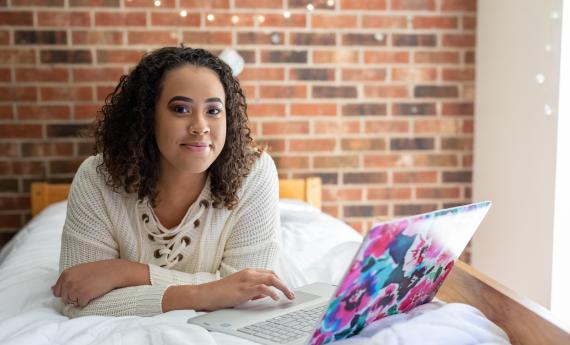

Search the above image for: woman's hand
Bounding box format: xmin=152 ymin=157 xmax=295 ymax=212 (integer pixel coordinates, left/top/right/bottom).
xmin=52 ymin=259 xmax=149 ymax=308
xmin=192 ymin=268 xmax=295 ymax=311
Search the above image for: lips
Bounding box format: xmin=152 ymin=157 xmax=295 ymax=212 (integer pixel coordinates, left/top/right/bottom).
xmin=180 ymin=142 xmax=212 ymax=152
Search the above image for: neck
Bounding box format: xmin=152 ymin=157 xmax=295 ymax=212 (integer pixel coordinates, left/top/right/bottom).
xmin=155 ymin=162 xmax=208 ymax=207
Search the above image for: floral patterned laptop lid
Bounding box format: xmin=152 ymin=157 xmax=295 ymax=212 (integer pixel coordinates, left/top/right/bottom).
xmin=308 ymin=201 xmax=491 ymax=345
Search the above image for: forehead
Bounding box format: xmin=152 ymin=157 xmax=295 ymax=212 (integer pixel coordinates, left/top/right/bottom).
xmin=160 ymin=65 xmax=225 ymax=100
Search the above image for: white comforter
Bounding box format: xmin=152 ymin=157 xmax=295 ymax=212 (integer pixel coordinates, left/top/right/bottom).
xmin=0 ymin=200 xmax=510 ymax=345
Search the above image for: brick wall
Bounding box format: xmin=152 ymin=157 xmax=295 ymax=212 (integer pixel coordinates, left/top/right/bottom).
xmin=0 ymin=0 xmax=476 ymax=247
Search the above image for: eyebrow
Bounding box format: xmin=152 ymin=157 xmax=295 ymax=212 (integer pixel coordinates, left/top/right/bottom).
xmin=168 ymin=96 xmax=224 ymax=104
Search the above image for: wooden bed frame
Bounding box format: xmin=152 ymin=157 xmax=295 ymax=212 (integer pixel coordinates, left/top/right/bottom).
xmin=30 ymin=181 xmax=570 ymax=345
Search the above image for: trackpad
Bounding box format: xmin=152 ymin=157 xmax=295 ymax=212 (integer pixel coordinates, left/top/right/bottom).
xmin=234 ymin=291 xmax=321 ymax=311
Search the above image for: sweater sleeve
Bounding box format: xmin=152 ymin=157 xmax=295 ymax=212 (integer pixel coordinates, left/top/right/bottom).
xmin=59 ymin=157 xmax=169 ymax=318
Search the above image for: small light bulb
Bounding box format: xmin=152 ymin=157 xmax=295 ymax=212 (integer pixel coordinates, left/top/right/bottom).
xmin=326 ymin=0 xmax=335 ymax=6
xmin=544 ymin=104 xmax=553 ymax=116
xmin=374 ymin=33 xmax=384 ymax=41
xmin=153 ymin=0 xmax=160 ymax=6
xmin=545 ymin=44 xmax=552 ymax=52
xmin=179 ymin=10 xmax=187 ymax=17
xmin=207 ymin=13 xmax=215 ymax=22
xmin=536 ymin=73 xmax=545 ymax=84
xmin=283 ymin=10 xmax=291 ymax=18
xmin=271 ymin=33 xmax=281 ymax=44
xmin=231 ymin=15 xmax=239 ymax=24
xmin=550 ymin=11 xmax=560 ymax=20
xmin=257 ymin=14 xmax=265 ymax=23
xmin=307 ymin=3 xmax=314 ymax=11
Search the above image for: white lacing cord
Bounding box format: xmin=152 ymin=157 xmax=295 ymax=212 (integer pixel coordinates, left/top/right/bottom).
xmin=138 ymin=201 xmax=206 ymax=269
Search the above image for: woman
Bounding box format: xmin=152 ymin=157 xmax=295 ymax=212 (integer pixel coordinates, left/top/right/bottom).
xmin=51 ymin=47 xmax=294 ymax=318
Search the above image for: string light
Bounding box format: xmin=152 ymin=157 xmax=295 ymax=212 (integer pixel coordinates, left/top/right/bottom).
xmin=544 ymin=104 xmax=553 ymax=116
xmin=256 ymin=14 xmax=265 ymax=24
xmin=536 ymin=73 xmax=545 ymax=84
xmin=306 ymin=3 xmax=314 ymax=11
xmin=207 ymin=13 xmax=215 ymax=22
xmin=153 ymin=0 xmax=160 ymax=6
xmin=283 ymin=10 xmax=291 ymax=18
xmin=326 ymin=0 xmax=335 ymax=6
xmin=231 ymin=15 xmax=239 ymax=24
xmin=179 ymin=10 xmax=187 ymax=17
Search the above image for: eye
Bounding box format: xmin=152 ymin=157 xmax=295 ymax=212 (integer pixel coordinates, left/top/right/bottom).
xmin=171 ymin=104 xmax=190 ymax=114
xmin=206 ymin=107 xmax=223 ymax=116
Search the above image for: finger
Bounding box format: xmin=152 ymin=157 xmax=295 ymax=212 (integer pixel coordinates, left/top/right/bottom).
xmin=52 ymin=276 xmax=62 ymax=297
xmin=250 ymin=284 xmax=279 ymax=301
xmin=251 ymin=295 xmax=266 ymax=300
xmin=260 ymin=274 xmax=295 ymax=300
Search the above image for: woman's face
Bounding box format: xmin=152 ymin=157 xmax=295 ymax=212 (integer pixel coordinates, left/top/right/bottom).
xmin=154 ymin=65 xmax=227 ymax=175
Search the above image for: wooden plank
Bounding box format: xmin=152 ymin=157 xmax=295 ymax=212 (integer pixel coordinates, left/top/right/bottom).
xmin=437 ymin=260 xmax=570 ymax=345
xmin=31 ymin=183 xmax=70 ymax=217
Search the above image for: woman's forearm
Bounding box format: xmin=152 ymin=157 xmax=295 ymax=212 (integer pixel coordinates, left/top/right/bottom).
xmin=117 ymin=259 xmax=151 ymax=287
xmin=162 ymin=285 xmax=203 ymax=312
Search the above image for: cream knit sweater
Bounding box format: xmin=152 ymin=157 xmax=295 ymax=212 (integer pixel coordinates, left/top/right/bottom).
xmin=59 ymin=152 xmax=280 ymax=318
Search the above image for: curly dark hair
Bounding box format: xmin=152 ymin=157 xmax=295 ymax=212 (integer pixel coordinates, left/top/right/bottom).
xmin=91 ymin=46 xmax=262 ymax=209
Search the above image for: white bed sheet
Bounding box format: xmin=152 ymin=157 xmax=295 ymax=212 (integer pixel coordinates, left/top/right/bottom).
xmin=0 ymin=200 xmax=510 ymax=345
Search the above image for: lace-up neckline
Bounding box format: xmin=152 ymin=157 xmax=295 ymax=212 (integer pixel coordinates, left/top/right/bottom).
xmin=137 ymin=175 xmax=212 ymax=269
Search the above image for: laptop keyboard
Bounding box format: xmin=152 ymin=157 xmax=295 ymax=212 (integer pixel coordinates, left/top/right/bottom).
xmin=237 ymin=304 xmax=327 ymax=344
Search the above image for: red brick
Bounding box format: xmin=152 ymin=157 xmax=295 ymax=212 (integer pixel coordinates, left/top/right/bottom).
xmin=260 ymin=85 xmax=306 ymax=99
xmin=414 ymin=119 xmax=464 ymax=134
xmin=239 ymin=68 xmax=284 ymax=81
xmin=291 ymin=103 xmax=337 ymax=116
xmin=442 ymin=0 xmax=476 ymax=11
xmin=70 ymin=0 xmax=119 ymax=6
xmin=417 ymin=187 xmax=461 ymax=199
xmin=257 ymin=139 xmax=285 ymax=153
xmin=0 ymin=196 xmax=29 ymax=210
xmin=463 ymin=15 xmax=476 ymax=30
xmin=179 ymin=0 xmax=228 ymax=8
xmin=442 ymin=102 xmax=473 ymax=116
xmin=72 ymin=67 xmax=123 ymax=82
xmin=206 ymin=13 xmax=305 ymax=28
xmin=393 ymin=171 xmax=437 ymax=183
xmin=0 ymin=124 xmax=42 ymax=138
xmin=0 ymin=161 xmax=46 ymax=175
xmin=237 ymin=32 xmax=283 ymax=45
xmin=364 ymin=51 xmax=409 ymax=63
xmin=442 ymin=34 xmax=476 ymax=47
xmin=0 ymin=214 xmax=22 ymax=229
xmin=463 ymin=119 xmax=474 ymax=133
xmin=463 ymin=154 xmax=472 ymax=167
xmin=263 ymin=121 xmax=309 ymax=135
xmin=368 ymin=187 xmax=412 ymax=200
xmin=441 ymin=138 xmax=473 ymax=150
xmin=313 ymin=50 xmax=359 ymax=64
xmin=95 ymin=12 xmax=147 ymax=26
xmin=96 ymin=85 xmax=115 ymax=101
xmin=290 ymin=68 xmax=335 ymax=81
xmin=72 ymin=31 xmax=123 ymax=45
xmin=17 ymin=105 xmax=70 ymax=120
xmin=413 ymin=16 xmax=458 ymax=29
xmin=38 ymin=12 xmax=91 ymax=26
xmin=290 ymin=139 xmax=336 ymax=152
xmin=342 ymin=68 xmax=386 ymax=81
xmin=442 ymin=68 xmax=475 ymax=81
xmin=413 ymin=154 xmax=459 ymax=167
xmin=0 ymin=87 xmax=36 ymax=101
xmin=12 ymin=0 xmax=63 ymax=5
xmin=314 ymin=120 xmax=360 ymax=135
xmin=313 ymin=86 xmax=357 ymax=99
xmin=128 ymin=31 xmax=179 ymax=45
xmin=0 ymin=50 xmax=35 ymax=64
xmin=41 ymin=86 xmax=93 ymax=101
xmin=0 ymin=106 xmax=14 ymax=120
xmin=183 ymin=31 xmax=232 ymax=45
xmin=273 ymin=155 xmax=309 ymax=169
xmin=392 ymin=67 xmax=436 ymax=81
xmin=125 ymin=0 xmax=175 ymax=7
xmin=97 ymin=50 xmax=145 ymax=64
xmin=391 ymin=0 xmax=435 ymax=10
xmin=341 ymin=138 xmax=386 ymax=151
xmin=0 ymin=31 xmax=9 ymax=45
xmin=247 ymin=103 xmax=286 ymax=117
xmin=15 ymin=67 xmax=69 ymax=82
xmin=314 ymin=155 xmax=359 ymax=169
xmin=0 ymin=11 xmax=33 ymax=25
xmin=323 ymin=188 xmax=363 ymax=202
xmin=362 ymin=16 xmax=407 ymax=28
xmin=0 ymin=68 xmax=10 ymax=82
xmin=74 ymin=104 xmax=101 ymax=119
xmin=364 ymin=120 xmax=409 ymax=133
xmin=342 ymin=0 xmax=386 ymax=9
xmin=414 ymin=51 xmax=459 ymax=64
xmin=364 ymin=154 xmax=403 ymax=168
xmin=236 ymin=0 xmax=280 ymax=8
xmin=312 ymin=15 xmax=357 ymax=29
xmin=364 ymin=85 xmax=408 ymax=98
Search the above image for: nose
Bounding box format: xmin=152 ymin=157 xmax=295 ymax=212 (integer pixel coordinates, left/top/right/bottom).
xmin=188 ymin=116 xmax=209 ymax=135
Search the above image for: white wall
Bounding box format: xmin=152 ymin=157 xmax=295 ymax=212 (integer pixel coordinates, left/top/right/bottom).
xmin=472 ymin=0 xmax=563 ymax=308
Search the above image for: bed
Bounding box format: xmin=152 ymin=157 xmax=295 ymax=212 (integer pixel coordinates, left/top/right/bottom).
xmin=0 ymin=180 xmax=568 ymax=345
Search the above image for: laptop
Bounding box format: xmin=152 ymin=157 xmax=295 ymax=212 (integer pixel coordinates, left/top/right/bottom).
xmin=188 ymin=201 xmax=491 ymax=345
